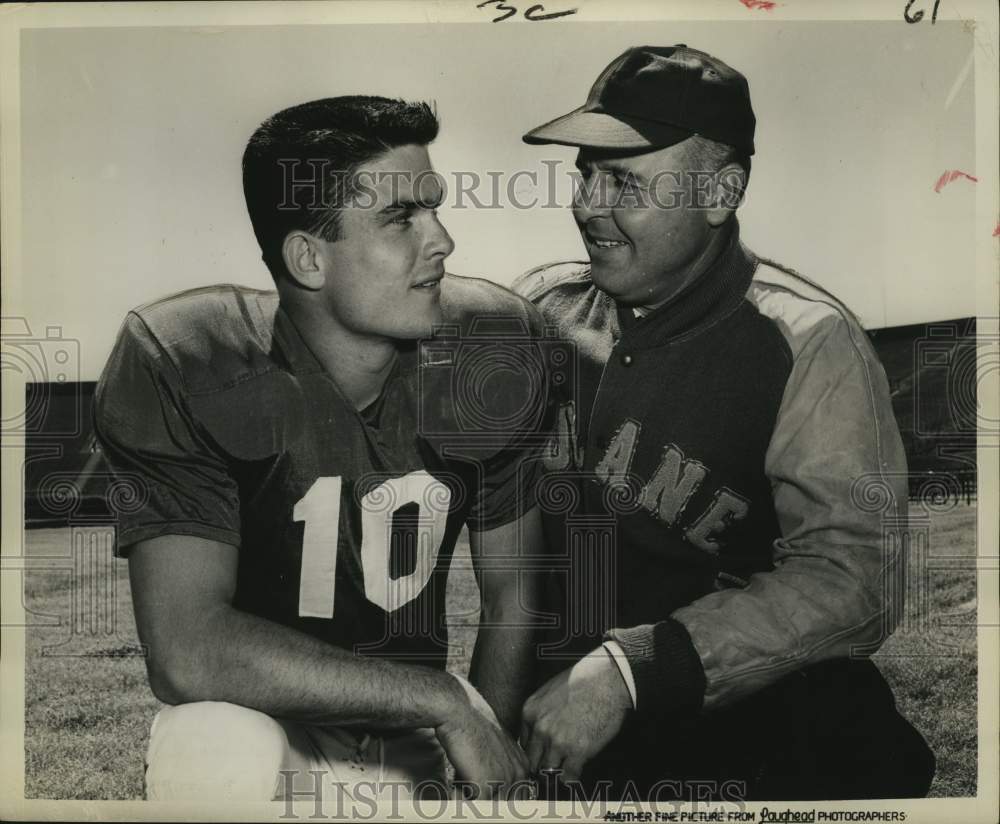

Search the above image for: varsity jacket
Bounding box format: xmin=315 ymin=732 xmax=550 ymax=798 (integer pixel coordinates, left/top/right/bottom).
xmin=512 ymin=220 xmax=908 ymax=716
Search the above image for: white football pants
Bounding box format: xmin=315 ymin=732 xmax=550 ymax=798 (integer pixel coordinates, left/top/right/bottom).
xmin=144 ymin=701 xmax=448 ymax=801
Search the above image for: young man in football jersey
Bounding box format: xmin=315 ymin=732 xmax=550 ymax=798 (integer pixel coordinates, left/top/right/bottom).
xmin=514 ymin=46 xmax=935 ymax=799
xmin=95 ymin=96 xmax=548 ymax=801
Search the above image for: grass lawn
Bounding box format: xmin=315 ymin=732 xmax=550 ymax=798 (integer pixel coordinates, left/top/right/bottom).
xmin=21 ymin=501 xmax=979 ymax=799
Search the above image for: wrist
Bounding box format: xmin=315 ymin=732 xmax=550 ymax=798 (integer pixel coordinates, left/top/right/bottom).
xmin=432 ymin=672 xmax=493 ymax=731
xmin=601 ymin=641 xmax=638 ymax=709
xmin=425 ymin=670 xmax=469 ymax=729
xmin=590 ymin=646 xmax=633 ymax=710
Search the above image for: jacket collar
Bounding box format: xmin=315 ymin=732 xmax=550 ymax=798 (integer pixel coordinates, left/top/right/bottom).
xmin=615 ymin=219 xmax=757 ymax=348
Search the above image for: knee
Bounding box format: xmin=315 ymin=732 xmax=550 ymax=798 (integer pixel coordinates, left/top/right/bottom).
xmin=145 ymin=701 xmax=289 ymax=801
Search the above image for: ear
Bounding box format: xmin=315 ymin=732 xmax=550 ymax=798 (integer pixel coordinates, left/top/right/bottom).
xmin=281 ymin=231 xmax=326 ymax=290
xmin=705 ymin=162 xmax=746 ymax=227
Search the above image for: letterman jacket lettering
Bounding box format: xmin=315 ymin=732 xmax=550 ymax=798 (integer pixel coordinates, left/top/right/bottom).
xmin=512 ymin=221 xmax=908 ymax=715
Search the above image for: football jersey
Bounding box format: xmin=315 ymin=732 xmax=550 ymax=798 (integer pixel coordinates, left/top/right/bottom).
xmin=94 ymin=277 xmax=550 ymax=670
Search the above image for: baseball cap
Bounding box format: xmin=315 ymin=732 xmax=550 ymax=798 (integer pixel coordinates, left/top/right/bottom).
xmin=523 ymin=45 xmax=755 ymax=155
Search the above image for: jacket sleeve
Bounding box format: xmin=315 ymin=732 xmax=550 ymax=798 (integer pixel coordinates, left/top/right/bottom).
xmin=609 ymin=308 xmax=908 ymax=713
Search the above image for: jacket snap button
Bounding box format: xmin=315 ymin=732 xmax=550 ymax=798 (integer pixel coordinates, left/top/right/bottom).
xmin=621 ymin=354 xmax=633 ymax=366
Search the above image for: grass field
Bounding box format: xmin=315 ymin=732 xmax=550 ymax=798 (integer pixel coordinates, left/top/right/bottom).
xmin=21 ymin=501 xmax=979 ymax=800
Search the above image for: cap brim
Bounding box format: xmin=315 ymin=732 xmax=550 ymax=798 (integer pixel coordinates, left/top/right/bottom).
xmin=523 ymin=107 xmax=692 ymax=150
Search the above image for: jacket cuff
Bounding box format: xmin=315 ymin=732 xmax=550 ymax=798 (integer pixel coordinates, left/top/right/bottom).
xmin=601 ymin=640 xmax=638 ymax=708
xmin=604 ymin=619 xmax=707 ymax=717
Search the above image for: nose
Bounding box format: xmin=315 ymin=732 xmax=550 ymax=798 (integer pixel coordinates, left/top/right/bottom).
xmin=572 ymin=172 xmax=613 ymax=226
xmin=425 ymin=211 xmax=455 ymax=260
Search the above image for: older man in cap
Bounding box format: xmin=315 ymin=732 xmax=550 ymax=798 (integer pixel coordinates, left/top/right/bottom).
xmin=514 ymin=45 xmax=934 ymax=800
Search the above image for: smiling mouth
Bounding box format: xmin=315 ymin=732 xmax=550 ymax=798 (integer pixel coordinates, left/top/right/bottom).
xmin=584 ymin=228 xmax=628 ymax=250
xmin=412 ymin=277 xmax=442 ymax=289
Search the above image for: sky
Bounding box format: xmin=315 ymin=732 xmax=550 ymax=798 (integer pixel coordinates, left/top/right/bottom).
xmin=13 ymin=17 xmax=981 ymax=381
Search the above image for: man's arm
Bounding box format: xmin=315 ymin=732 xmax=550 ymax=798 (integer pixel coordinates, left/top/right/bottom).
xmin=609 ymin=307 xmax=908 ymax=712
xmin=467 ymin=505 xmax=545 ymax=734
xmin=130 ymin=534 xmax=528 ymax=791
xmin=521 ymin=304 xmax=907 ymax=776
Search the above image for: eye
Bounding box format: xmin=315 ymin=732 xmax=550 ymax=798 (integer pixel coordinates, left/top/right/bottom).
xmin=615 ymin=173 xmax=640 ymax=191
xmin=389 ymin=213 xmax=413 ymax=227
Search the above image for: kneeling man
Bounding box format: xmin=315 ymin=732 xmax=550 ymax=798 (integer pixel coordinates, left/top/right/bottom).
xmin=96 ymin=96 xmax=548 ymax=801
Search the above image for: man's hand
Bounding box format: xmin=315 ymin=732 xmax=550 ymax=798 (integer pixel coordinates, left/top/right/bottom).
xmin=520 ymin=646 xmax=632 ymax=783
xmin=435 ymin=675 xmax=530 ymax=798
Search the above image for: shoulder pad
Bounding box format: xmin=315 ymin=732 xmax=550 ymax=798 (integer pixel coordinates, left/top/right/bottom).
xmin=511 ymin=261 xmax=590 ymax=302
xmin=439 ymin=273 xmax=543 ymax=337
xmin=129 ymin=285 xmax=280 ymax=389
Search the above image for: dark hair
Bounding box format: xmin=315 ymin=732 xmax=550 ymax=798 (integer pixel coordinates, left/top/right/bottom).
xmin=242 ymin=96 xmax=439 ymax=280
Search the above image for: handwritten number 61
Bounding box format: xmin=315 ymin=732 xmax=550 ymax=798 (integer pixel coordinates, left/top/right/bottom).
xmin=477 ymin=0 xmax=578 ymax=23
xmin=904 ymin=0 xmax=940 ymax=23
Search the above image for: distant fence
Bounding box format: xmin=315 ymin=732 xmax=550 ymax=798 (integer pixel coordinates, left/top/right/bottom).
xmin=908 ymin=469 xmax=977 ymax=506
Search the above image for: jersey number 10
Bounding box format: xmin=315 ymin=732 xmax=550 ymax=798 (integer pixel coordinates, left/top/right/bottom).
xmin=293 ymin=470 xmax=452 ymax=619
